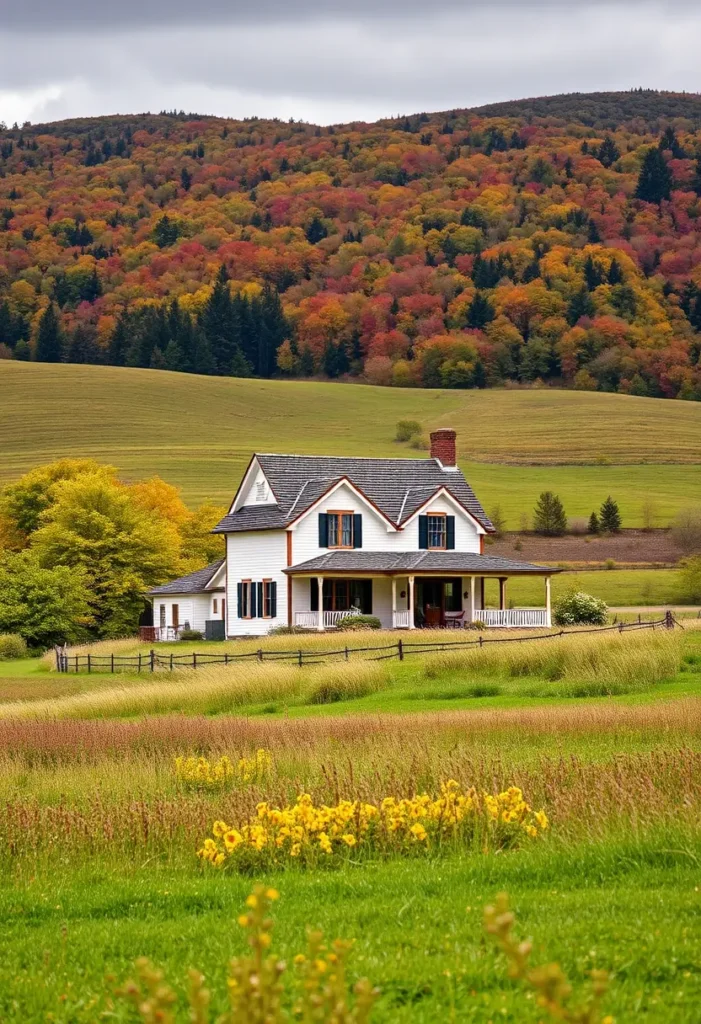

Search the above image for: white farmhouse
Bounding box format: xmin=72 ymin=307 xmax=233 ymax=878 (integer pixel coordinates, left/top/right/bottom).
xmin=147 ymin=430 xmax=558 ymax=638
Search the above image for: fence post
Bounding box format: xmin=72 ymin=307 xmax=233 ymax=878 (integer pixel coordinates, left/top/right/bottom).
xmin=150 ymin=649 xmax=155 ymax=672
xmin=619 ymin=621 xmax=624 ymax=633
xmin=298 ymin=649 xmax=303 ymax=668
xmin=194 ymin=653 xmax=197 ymax=670
xmin=138 ymin=652 xmax=142 ymax=673
xmin=170 ymin=653 xmax=174 ymax=671
xmin=75 ymin=654 xmax=78 ymax=672
xmin=398 ymin=639 xmax=404 ymax=661
xmin=479 ymin=636 xmax=483 ymax=648
xmin=111 ymin=653 xmax=114 ymax=673
xmin=665 ymin=610 xmax=674 ymax=629
xmin=225 ymin=653 xmax=229 ymax=665
xmin=258 ymin=649 xmax=263 ymax=662
xmin=87 ymin=654 xmax=91 ymax=674
xmin=345 ymin=646 xmax=349 ymax=662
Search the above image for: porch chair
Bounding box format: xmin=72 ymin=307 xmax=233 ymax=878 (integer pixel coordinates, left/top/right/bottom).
xmin=444 ymin=611 xmax=465 ymax=629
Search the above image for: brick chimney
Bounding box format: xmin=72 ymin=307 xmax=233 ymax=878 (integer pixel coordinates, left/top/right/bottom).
xmin=430 ymin=429 xmax=457 ymax=469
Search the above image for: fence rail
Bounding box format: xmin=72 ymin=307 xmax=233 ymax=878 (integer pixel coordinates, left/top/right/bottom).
xmin=54 ymin=613 xmax=677 ymax=674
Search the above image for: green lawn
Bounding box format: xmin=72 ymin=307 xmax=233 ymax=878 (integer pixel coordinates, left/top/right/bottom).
xmin=2 ymin=362 xmax=701 ymax=527
xmin=494 ymin=567 xmax=686 ymax=607
xmin=1 ymin=842 xmax=699 ymax=1023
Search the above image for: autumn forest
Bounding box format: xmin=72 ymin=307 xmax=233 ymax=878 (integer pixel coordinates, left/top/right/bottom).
xmin=2 ymin=89 xmax=701 ymax=398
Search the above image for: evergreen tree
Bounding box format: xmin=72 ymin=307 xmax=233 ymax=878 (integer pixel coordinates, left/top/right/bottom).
xmin=583 ymin=255 xmax=603 ymax=291
xmin=599 ymin=496 xmax=622 ymax=533
xmin=152 ymin=214 xmax=180 ymax=248
xmin=635 ymin=147 xmax=672 ymax=204
xmin=588 ymin=511 xmax=601 ymax=534
xmin=192 ymin=325 xmax=216 ymax=375
xmin=567 ymin=287 xmax=595 ymax=326
xmin=67 ymin=322 xmax=102 ymax=364
xmin=109 ymin=311 xmax=129 ymax=365
xmin=164 ymin=339 xmax=184 ymax=371
xmin=597 ymin=135 xmax=620 ymax=168
xmin=199 ymin=265 xmax=239 ymax=375
xmin=13 ymin=340 xmax=30 ymax=361
xmin=465 ymin=291 xmax=495 ymax=329
xmin=607 ymin=258 xmax=623 ymax=285
xmin=230 ymin=346 xmax=253 ymax=378
xmin=35 ymin=303 xmax=63 ymax=363
xmin=305 ymin=217 xmax=327 ymax=244
xmin=299 ymin=346 xmax=315 ymax=376
xmin=659 ymin=127 xmax=685 ymax=158
xmin=628 ymin=372 xmax=649 ymax=397
xmin=180 ymin=167 xmax=192 ymax=192
xmin=532 ymin=491 xmax=568 ymax=536
xmin=587 ymin=219 xmax=601 ymax=243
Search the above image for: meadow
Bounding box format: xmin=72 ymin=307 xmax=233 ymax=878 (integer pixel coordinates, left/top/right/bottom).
xmin=2 ymin=361 xmax=701 ymax=527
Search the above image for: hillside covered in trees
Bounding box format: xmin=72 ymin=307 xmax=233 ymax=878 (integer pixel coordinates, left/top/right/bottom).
xmin=2 ymin=90 xmax=701 ymax=398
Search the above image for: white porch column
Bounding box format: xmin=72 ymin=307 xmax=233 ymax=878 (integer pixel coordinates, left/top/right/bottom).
xmin=469 ymin=576 xmax=476 ymax=623
xmin=391 ymin=577 xmax=397 ymax=628
xmin=317 ymin=576 xmax=324 ymax=631
xmin=499 ymin=577 xmax=507 ymax=611
xmin=545 ymin=576 xmax=552 ymax=628
xmin=408 ymin=575 xmax=415 ymax=630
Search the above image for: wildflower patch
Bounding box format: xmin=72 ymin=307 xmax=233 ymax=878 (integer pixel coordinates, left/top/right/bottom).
xmin=197 ymin=782 xmax=548 ymax=869
xmin=174 ymin=749 xmax=272 ymax=789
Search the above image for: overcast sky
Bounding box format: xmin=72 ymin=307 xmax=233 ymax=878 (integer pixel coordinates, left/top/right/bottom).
xmin=1 ymin=1 xmax=700 ymax=127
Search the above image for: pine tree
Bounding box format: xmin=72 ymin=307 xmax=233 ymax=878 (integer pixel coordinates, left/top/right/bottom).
xmin=588 ymin=511 xmax=600 ymax=534
xmin=599 ymin=496 xmax=622 ymax=533
xmin=299 ymin=346 xmax=315 ymax=376
xmin=109 ymin=311 xmax=129 ymax=365
xmin=635 ymin=147 xmax=672 ymax=204
xmin=607 ymin=258 xmax=623 ymax=285
xmin=597 ymin=135 xmax=620 ymax=168
xmin=230 ymin=346 xmax=253 ymax=378
xmin=35 ymin=302 xmax=63 ymax=363
xmin=532 ymin=491 xmax=568 ymax=536
xmin=693 ymin=154 xmax=701 ymax=197
xmin=587 ymin=219 xmax=601 ymax=243
xmin=180 ymin=167 xmax=192 ymax=192
xmin=465 ymin=291 xmax=495 ymax=329
xmin=583 ymin=255 xmax=602 ymax=291
xmin=199 ymin=265 xmax=238 ymax=375
xmin=305 ymin=217 xmax=327 ymax=244
xmin=567 ymin=287 xmax=595 ymax=326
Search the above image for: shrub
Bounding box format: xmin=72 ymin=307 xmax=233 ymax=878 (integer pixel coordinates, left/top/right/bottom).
xmin=679 ymin=555 xmax=701 ymax=602
xmin=335 ymin=615 xmax=382 ymax=631
xmin=394 ymin=419 xmax=422 ymax=443
xmin=178 ymin=628 xmax=203 ymax=641
xmin=604 ymin=558 xmax=616 ymax=570
xmin=553 ymin=591 xmax=608 ymax=626
xmin=489 ymin=505 xmax=506 ymax=538
xmin=0 ymin=633 xmax=28 ymax=660
xmin=268 ymin=624 xmax=314 ymax=635
xmin=671 ymin=508 xmax=701 ymax=556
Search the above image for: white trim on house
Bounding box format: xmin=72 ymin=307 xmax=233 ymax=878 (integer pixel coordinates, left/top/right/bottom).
xmin=398 ymin=486 xmax=488 ymax=533
xmin=287 ymin=477 xmax=399 ymax=532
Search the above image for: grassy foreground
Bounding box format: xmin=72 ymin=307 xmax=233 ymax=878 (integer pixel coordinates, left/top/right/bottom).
xmin=2 ymin=362 xmax=701 ymax=526
xmin=0 ymin=629 xmax=699 ymax=1021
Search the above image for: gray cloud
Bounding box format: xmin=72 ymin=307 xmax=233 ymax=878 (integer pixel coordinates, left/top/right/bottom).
xmin=1 ymin=2 xmax=700 ymax=127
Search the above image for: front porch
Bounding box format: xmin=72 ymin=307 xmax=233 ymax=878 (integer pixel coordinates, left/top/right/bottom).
xmin=286 ymin=553 xmax=557 ymax=631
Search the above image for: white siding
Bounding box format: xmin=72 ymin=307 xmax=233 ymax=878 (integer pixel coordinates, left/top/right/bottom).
xmin=226 ymin=530 xmax=288 ymax=637
xmin=416 ymin=497 xmax=481 ymax=553
xmin=152 ymin=594 xmax=213 ymax=634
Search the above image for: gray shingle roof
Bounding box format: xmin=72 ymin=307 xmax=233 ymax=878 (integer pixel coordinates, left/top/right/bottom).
xmin=284 ymin=551 xmax=560 ymax=575
xmin=148 ymin=559 xmax=225 ymax=595
xmin=213 ymin=454 xmax=493 ymax=534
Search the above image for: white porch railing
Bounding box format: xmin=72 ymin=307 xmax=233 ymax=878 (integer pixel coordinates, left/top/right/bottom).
xmin=478 ymin=609 xmax=551 ymax=628
xmin=392 ymin=610 xmax=411 ymax=629
xmin=295 ymin=611 xmax=352 ymax=629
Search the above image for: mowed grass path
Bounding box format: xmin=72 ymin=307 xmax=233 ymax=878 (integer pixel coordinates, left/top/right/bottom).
xmin=2 ymin=362 xmax=701 ymax=526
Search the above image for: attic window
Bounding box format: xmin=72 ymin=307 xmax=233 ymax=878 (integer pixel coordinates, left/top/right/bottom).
xmin=255 ymin=481 xmax=268 ymax=502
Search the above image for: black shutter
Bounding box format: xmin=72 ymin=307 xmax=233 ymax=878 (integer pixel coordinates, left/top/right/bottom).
xmin=446 ymin=516 xmax=456 ymax=550
xmin=270 ymin=582 xmax=277 ymax=619
xmin=257 ymin=582 xmax=264 ymax=618
xmin=250 ymin=582 xmax=258 ymax=618
xmin=310 ymin=578 xmax=318 ymax=612
xmin=237 ymin=582 xmax=243 ymax=618
xmin=353 ymin=514 xmax=363 ymax=549
xmin=318 ymin=513 xmax=329 ymax=547
xmin=362 ymin=579 xmax=373 ymax=614
xmin=418 ymin=515 xmax=428 ymax=549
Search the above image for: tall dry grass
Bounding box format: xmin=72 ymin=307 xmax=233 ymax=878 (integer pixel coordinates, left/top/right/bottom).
xmin=10 ymin=630 xmax=682 ymax=721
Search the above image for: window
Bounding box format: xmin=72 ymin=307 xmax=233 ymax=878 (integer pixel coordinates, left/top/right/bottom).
xmin=159 ymin=604 xmax=166 ymax=629
xmin=237 ymin=581 xmax=276 ymax=619
xmin=263 ymin=580 xmax=274 ymax=618
xmin=240 ymin=581 xmax=252 ymax=619
xmin=172 ymin=604 xmax=180 ymax=628
xmin=213 ymin=598 xmax=218 ymax=615
xmin=427 ymin=514 xmax=447 ymax=549
xmin=255 ymin=481 xmax=268 ymax=502
xmin=328 ymin=511 xmax=354 ymax=548
xmin=311 ymin=579 xmax=372 ymax=614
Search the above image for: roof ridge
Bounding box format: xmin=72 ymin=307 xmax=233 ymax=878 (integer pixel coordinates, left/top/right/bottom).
xmin=258 ymin=453 xmax=436 ymax=463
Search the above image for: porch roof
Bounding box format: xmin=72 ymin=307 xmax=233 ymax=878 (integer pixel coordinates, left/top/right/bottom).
xmin=148 ymin=558 xmax=225 ymax=595
xmin=284 ymin=551 xmax=560 ymax=576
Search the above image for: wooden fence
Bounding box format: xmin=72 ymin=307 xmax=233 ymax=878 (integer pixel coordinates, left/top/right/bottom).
xmin=54 ymin=613 xmax=678 ymax=674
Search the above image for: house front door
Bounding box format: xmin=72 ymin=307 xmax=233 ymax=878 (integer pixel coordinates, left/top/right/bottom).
xmin=414 ymin=578 xmax=462 ymax=627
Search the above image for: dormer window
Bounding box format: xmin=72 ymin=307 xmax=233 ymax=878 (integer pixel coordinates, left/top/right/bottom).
xmin=255 ymin=481 xmax=268 ymax=502
xmin=328 ymin=511 xmax=354 ymax=548
xmin=427 ymin=513 xmax=447 ymax=549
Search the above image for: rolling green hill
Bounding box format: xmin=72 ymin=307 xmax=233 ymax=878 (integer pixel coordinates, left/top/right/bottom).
xmin=1 ymin=361 xmax=700 ymax=527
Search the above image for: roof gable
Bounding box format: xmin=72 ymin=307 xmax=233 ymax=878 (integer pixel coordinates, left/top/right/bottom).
xmin=214 ymin=453 xmax=493 ymax=535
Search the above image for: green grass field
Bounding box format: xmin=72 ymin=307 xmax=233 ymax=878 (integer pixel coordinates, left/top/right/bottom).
xmin=0 ymin=629 xmax=699 ymax=1020
xmin=2 ymin=361 xmax=701 ymax=527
